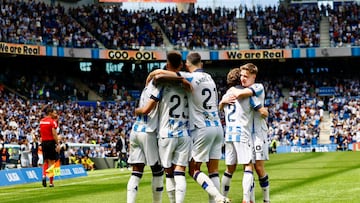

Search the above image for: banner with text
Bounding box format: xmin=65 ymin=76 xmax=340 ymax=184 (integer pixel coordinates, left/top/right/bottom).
xmin=0 ymin=43 xmax=46 ymax=56
xmin=276 ymin=144 xmax=338 ymax=154
xmin=219 ymin=49 xmax=292 ymax=60
xmin=101 ymin=50 xmax=167 ymax=61
xmin=318 ymin=87 xmax=336 ymax=96
xmin=0 ymin=164 xmax=87 ymax=187
xmin=4 ymin=42 xmax=360 ymax=61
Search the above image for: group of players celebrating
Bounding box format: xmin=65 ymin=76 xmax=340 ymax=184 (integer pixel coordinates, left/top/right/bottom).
xmin=126 ymin=51 xmax=270 ymax=203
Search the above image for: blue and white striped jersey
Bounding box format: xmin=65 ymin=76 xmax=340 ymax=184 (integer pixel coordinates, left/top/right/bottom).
xmin=158 ymin=83 xmax=190 ymax=138
xmin=251 ymin=83 xmax=268 ymax=136
xmin=132 ymin=80 xmax=161 ymax=133
xmin=179 ymin=70 xmax=222 ymax=130
xmin=223 ymin=85 xmax=262 ymax=142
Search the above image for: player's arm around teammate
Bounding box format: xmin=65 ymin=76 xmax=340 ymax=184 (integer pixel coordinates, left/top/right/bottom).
xmin=239 ymin=63 xmax=270 ymax=203
xmin=126 ymin=77 xmax=164 ymax=203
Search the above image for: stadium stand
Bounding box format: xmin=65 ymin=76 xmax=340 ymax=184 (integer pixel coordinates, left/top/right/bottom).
xmin=156 ymin=6 xmax=239 ymax=50
xmin=245 ymin=4 xmax=321 ymax=49
xmin=328 ymin=2 xmax=360 ymax=47
xmin=0 ymin=0 xmax=98 ymax=48
xmin=0 ymin=1 xmax=360 ymax=171
xmin=69 ymin=5 xmax=164 ymax=50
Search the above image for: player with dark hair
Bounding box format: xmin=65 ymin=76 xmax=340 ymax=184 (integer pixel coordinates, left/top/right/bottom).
xmin=39 ymin=107 xmax=59 ymax=187
xmin=133 ymin=51 xmax=192 ymax=203
xmin=147 ymin=52 xmax=230 ymax=203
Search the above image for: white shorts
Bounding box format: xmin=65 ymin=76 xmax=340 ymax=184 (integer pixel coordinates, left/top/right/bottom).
xmin=191 ymin=126 xmax=224 ymax=163
xmin=225 ymin=141 xmax=254 ymax=165
xmin=158 ymin=136 xmax=191 ymax=168
xmin=254 ymin=132 xmax=269 ymax=161
xmin=128 ymin=131 xmax=160 ymax=166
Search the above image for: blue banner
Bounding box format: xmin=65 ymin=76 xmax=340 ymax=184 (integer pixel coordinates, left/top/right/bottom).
xmin=0 ymin=164 xmax=87 ymax=187
xmin=318 ymin=87 xmax=336 ymax=96
xmin=0 ymin=169 xmax=27 ymax=186
xmin=276 ymin=144 xmax=338 ymax=154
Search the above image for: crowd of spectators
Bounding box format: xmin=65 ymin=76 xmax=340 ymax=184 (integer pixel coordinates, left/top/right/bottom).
xmin=328 ymin=93 xmax=360 ymax=150
xmin=0 ymin=89 xmax=135 ymax=169
xmin=328 ymin=2 xmax=360 ymax=48
xmin=156 ymin=6 xmax=239 ymax=50
xmin=266 ymin=76 xmax=359 ymax=151
xmin=245 ymin=4 xmax=321 ymax=49
xmin=68 ymin=4 xmax=240 ymax=50
xmin=0 ymin=0 xmax=98 ymax=48
xmin=69 ymin=5 xmax=164 ymax=50
xmin=3 ymin=1 xmax=360 ymax=50
xmin=328 ymin=98 xmax=360 ymax=150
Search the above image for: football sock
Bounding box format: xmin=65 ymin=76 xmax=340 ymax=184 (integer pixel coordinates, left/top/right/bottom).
xmin=152 ymin=166 xmax=164 ymax=203
xmin=242 ymin=170 xmax=254 ymax=202
xmin=127 ymin=171 xmax=143 ymax=203
xmin=259 ymin=174 xmax=270 ymax=202
xmin=221 ymin=171 xmax=233 ymax=197
xmin=250 ymin=178 xmax=255 ymax=203
xmin=174 ymin=170 xmax=186 ymax=203
xmin=193 ymin=171 xmax=224 ymax=202
xmin=209 ymin=172 xmax=220 ymax=203
xmin=166 ymin=173 xmax=176 ymax=203
xmin=42 ymin=162 xmax=48 ymax=177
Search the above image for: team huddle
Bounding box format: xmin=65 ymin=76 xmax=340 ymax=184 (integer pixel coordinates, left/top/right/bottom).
xmin=126 ymin=51 xmax=270 ymax=203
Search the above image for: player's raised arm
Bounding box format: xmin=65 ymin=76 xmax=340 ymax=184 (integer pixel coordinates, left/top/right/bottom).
xmin=146 ymin=69 xmax=178 ymax=86
xmin=153 ymin=73 xmax=193 ymax=92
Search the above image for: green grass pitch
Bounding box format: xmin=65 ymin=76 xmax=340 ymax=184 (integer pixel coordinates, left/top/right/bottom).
xmin=1 ymin=151 xmax=359 ymax=203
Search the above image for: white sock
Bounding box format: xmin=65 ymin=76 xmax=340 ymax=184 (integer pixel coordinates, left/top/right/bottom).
xmin=209 ymin=173 xmax=220 ymax=203
xmin=174 ymin=171 xmax=186 ymax=203
xmin=127 ymin=172 xmax=142 ymax=203
xmin=250 ymin=178 xmax=255 ymax=203
xmin=259 ymin=174 xmax=270 ymax=202
xmin=166 ymin=173 xmax=176 ymax=203
xmin=242 ymin=170 xmax=254 ymax=202
xmin=221 ymin=172 xmax=233 ymax=197
xmin=152 ymin=175 xmax=164 ymax=203
xmin=194 ymin=171 xmax=223 ymax=201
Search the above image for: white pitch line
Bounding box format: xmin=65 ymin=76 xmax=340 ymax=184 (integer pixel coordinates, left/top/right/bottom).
xmin=0 ymin=170 xmax=151 ymax=197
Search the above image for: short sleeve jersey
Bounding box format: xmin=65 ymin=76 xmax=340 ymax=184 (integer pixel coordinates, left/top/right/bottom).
xmin=132 ymin=80 xmax=161 ymax=133
xmin=250 ymin=83 xmax=268 ymax=134
xmin=39 ymin=116 xmax=58 ymax=141
xmin=179 ymin=70 xmax=221 ymax=130
xmin=223 ymin=85 xmax=262 ymax=142
xmin=157 ymin=82 xmax=189 ymax=138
